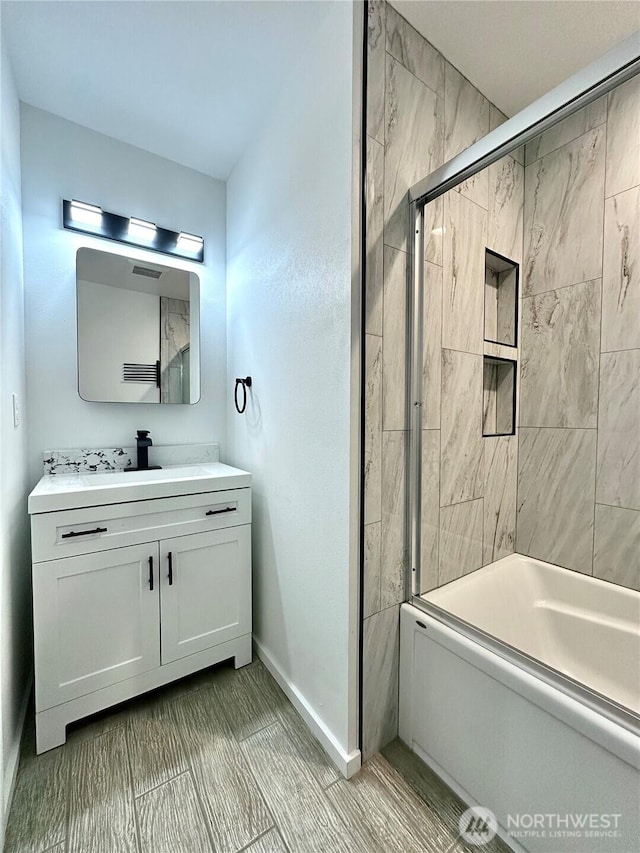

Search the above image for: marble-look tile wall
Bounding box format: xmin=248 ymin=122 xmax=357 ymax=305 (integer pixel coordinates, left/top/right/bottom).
xmin=424 ymin=134 xmax=522 ymax=592
xmin=517 ymin=73 xmax=640 ymax=592
xmin=362 ymin=1 xmax=524 ymax=759
xmin=160 ymin=297 xmax=190 ymax=404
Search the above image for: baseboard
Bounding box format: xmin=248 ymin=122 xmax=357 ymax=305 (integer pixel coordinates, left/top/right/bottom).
xmin=253 ymin=637 xmax=361 ymax=779
xmin=2 ymin=675 xmax=32 ymax=839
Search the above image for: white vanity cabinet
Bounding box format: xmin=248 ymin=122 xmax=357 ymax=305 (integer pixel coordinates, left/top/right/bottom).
xmin=34 ymin=542 xmax=162 ymax=710
xmin=29 ymin=463 xmax=252 ymax=753
xmin=159 ymin=526 xmax=251 ymax=664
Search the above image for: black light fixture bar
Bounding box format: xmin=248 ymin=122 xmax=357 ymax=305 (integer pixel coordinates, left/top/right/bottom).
xmin=62 ymin=199 xmax=204 ymax=263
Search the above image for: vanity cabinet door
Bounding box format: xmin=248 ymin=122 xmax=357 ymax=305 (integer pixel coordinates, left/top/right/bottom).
xmin=33 ymin=543 xmax=161 ymax=710
xmin=159 ymin=526 xmax=251 ymax=664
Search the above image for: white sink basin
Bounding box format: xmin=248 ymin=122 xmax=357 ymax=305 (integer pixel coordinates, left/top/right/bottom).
xmin=28 ymin=462 xmax=252 ymax=513
xmin=74 ymin=465 xmax=215 ymax=486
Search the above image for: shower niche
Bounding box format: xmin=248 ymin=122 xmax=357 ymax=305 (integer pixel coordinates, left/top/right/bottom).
xmin=483 ymin=356 xmax=516 ymax=436
xmin=483 ymin=248 xmax=518 ymax=436
xmin=484 ymin=248 xmax=518 ymax=347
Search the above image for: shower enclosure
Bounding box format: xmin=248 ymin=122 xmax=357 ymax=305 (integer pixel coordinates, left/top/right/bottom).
xmin=361 ymin=0 xmax=639 ymax=768
xmin=395 ymin=28 xmax=639 ymax=853
xmin=406 ymin=35 xmax=640 ymax=604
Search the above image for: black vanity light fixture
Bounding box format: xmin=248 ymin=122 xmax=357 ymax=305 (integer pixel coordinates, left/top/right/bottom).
xmin=62 ymin=199 xmax=204 ymax=263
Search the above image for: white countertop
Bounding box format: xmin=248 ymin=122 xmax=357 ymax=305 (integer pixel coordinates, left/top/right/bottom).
xmin=28 ymin=462 xmax=252 ymax=514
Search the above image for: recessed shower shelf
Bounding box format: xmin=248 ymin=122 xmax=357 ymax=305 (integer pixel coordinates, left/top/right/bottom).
xmin=484 ymin=248 xmax=518 ymax=348
xmin=483 ymin=356 xmax=516 ymax=437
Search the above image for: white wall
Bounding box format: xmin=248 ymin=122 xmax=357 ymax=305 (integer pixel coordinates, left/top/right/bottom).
xmin=77 ymin=280 xmax=160 ymax=403
xmin=0 ymin=32 xmax=31 ymax=836
xmin=226 ymin=1 xmax=358 ymax=769
xmin=20 ymin=106 xmax=227 ymax=484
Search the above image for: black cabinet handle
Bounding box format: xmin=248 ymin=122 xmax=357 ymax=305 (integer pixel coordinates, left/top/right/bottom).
xmin=205 ymin=507 xmax=236 ymax=516
xmin=148 ymin=556 xmax=154 ymax=591
xmin=168 ymin=552 xmax=173 ymax=585
xmin=61 ymin=527 xmax=107 ymax=539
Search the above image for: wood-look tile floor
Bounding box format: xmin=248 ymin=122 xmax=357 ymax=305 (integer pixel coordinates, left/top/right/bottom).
xmin=5 ymin=658 xmax=510 ymax=853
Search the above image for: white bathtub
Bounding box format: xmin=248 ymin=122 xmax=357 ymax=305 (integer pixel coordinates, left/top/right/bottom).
xmin=399 ymin=554 xmax=640 ymax=852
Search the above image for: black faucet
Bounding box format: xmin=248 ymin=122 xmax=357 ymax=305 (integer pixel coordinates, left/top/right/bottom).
xmin=129 ymin=430 xmax=162 ymax=472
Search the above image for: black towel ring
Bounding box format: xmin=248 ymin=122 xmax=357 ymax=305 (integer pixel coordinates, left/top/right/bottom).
xmin=234 ymin=376 xmax=252 ymax=414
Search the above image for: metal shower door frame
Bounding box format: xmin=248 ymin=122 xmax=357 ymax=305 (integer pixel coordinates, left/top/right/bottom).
xmin=407 ymin=31 xmax=640 ymax=597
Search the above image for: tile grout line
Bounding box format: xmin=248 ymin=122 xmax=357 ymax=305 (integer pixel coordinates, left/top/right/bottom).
xmin=522 ymin=275 xmax=604 ymax=301
xmin=185 ymin=764 xmax=218 ymax=853
xmin=173 ymin=688 xmax=227 ymax=853
xmin=235 ymin=721 xmax=286 ymax=850
xmin=133 ymin=769 xmax=190 ymax=802
xmin=524 ymin=117 xmax=608 ymax=168
xmin=214 ymin=665 xmax=290 ymax=752
xmin=439 ymin=495 xmax=483 ymax=510
xmin=322 ymin=773 xmax=344 ymax=793
xmin=318 ymin=772 xmax=380 ymax=850
xmin=595 ymin=501 xmax=640 ymax=513
xmin=236 ymin=719 xmax=280 ymax=745
xmin=123 ymin=721 xmax=144 ymax=853
xmin=452 ymin=182 xmax=490 ymax=214
xmin=161 ymin=695 xmax=216 ymax=852
xmin=66 ymin=717 xmax=126 ymax=748
xmin=378 ymin=36 xmax=387 ymax=624
xmin=364 ymin=598 xmax=404 ymax=621
xmin=382 ymin=241 xmax=408 ymax=256
xmin=63 ymin=727 xmax=73 ymax=853
xmin=162 ymin=680 xmax=216 ymax=706
xmin=591 ymin=106 xmax=608 ymax=579
xmin=439 ymin=344 xmax=486 ymax=358
xmin=604 ymin=178 xmax=640 ymax=200
xmin=383 ymin=49 xmax=442 ymax=115
xmin=437 ymin=189 xmax=445 ymax=588
xmin=518 ymin=425 xmax=598 ymax=431
xmin=242 ymin=680 xmax=345 ymax=824
xmin=600 ymin=345 xmax=640 ymax=355
xmin=236 ymin=826 xmax=289 ymax=853
xmin=385 ymin=4 xmax=445 ymax=90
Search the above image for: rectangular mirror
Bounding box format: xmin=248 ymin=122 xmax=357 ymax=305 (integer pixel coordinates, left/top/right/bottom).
xmin=76 ymin=248 xmax=200 ymax=404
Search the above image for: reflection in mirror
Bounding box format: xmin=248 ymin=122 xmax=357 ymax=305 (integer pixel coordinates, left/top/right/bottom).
xmin=76 ymin=248 xmax=200 ymax=404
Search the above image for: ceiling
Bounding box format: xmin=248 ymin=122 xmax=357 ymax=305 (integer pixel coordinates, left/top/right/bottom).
xmin=77 ymin=248 xmax=191 ymax=299
xmin=1 ymin=0 xmax=333 ymax=180
xmin=391 ymin=1 xmax=640 ymax=116
xmin=2 ymin=1 xmax=639 ymax=182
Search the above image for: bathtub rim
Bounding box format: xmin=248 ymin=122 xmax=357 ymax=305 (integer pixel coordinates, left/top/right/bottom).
xmin=402 ymin=602 xmax=640 ymax=770
xmin=399 ymin=602 xmax=640 ymax=853
xmin=409 ymin=594 xmax=640 ymax=739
